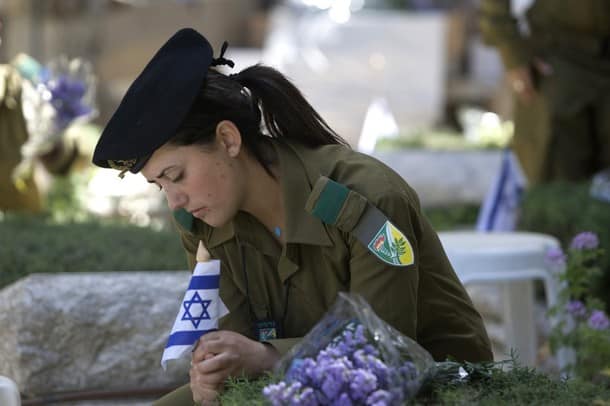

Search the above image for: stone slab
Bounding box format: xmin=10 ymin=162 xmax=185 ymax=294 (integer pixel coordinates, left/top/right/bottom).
xmin=0 ymin=272 xmax=191 ymax=395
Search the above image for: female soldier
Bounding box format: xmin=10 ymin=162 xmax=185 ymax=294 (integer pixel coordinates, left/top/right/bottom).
xmin=93 ymin=28 xmax=492 ymax=405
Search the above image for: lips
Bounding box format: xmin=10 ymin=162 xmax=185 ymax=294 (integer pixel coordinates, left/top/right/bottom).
xmin=190 ymin=207 xmax=208 ymax=217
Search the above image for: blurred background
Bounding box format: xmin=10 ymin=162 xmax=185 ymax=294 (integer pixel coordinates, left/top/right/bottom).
xmin=0 ymin=0 xmax=514 ymax=227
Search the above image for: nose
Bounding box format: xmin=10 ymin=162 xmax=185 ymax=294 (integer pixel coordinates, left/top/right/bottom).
xmin=165 ymin=187 xmax=187 ymax=211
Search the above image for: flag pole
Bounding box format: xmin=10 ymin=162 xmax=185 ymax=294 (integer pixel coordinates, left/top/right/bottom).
xmin=196 ymin=240 xmax=211 ymax=262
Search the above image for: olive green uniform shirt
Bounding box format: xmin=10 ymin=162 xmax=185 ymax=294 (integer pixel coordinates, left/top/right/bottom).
xmin=479 ymin=1 xmax=610 ymax=183
xmin=175 ymin=141 xmax=492 ymax=362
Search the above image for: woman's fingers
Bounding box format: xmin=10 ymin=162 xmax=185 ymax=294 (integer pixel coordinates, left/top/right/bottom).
xmin=192 ymin=332 xmax=224 ymax=362
xmin=194 ymin=351 xmax=238 ymax=377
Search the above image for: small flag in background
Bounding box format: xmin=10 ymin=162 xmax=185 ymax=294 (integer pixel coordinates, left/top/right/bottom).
xmin=161 ymin=241 xmax=228 ymax=370
xmin=476 ymin=148 xmax=527 ymax=231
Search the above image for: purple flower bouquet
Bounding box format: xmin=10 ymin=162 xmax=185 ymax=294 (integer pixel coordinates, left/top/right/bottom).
xmin=263 ymin=293 xmax=435 ymax=405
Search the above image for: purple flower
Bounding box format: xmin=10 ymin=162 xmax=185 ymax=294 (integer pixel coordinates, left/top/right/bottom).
xmin=335 ymin=393 xmax=353 ymax=406
xmin=570 ymin=232 xmax=599 ymax=250
xmin=291 ymin=387 xmax=317 ymax=406
xmin=263 ymin=381 xmax=293 ymax=405
xmin=262 ymin=321 xmax=423 ymax=405
xmin=545 ymin=247 xmax=566 ymax=268
xmin=321 ymin=359 xmax=350 ymax=401
xmin=565 ymin=300 xmax=587 ymax=318
xmin=588 ymin=310 xmax=610 ymax=330
xmin=366 ymin=389 xmax=393 ymax=406
xmin=349 ymin=369 xmax=378 ymax=401
xmin=46 ymin=75 xmax=92 ymax=130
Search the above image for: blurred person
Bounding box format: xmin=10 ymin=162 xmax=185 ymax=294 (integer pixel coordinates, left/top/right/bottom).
xmin=92 ymin=28 xmax=492 ymax=405
xmin=0 ymin=63 xmax=78 ymax=213
xmin=479 ymin=0 xmax=610 ymax=185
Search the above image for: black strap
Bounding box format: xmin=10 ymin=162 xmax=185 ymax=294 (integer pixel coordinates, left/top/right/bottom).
xmin=211 ymin=41 xmax=235 ymax=68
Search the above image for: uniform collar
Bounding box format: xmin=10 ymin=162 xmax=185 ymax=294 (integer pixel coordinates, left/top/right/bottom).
xmin=206 ymin=220 xmax=234 ymax=248
xmin=206 ymin=140 xmax=333 ymax=249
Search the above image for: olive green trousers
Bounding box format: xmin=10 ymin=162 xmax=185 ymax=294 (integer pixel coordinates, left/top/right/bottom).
xmin=153 ymin=383 xmax=194 ymax=406
xmin=512 ymin=53 xmax=610 ymax=185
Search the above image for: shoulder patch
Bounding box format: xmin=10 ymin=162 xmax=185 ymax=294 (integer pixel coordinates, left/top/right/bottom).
xmin=306 ymin=176 xmax=415 ymax=268
xmin=368 ymin=221 xmax=414 ymax=266
xmin=173 ymin=208 xmax=194 ymax=232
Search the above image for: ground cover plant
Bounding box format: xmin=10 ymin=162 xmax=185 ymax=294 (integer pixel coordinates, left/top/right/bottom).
xmin=219 ymin=360 xmax=610 ymax=405
xmin=546 ymin=231 xmax=610 ymax=382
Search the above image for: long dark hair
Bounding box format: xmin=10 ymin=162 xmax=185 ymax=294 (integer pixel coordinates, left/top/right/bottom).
xmin=169 ymin=65 xmax=348 ymax=175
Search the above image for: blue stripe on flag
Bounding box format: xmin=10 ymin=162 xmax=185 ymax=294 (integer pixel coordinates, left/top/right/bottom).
xmin=486 ymin=150 xmax=510 ymax=230
xmin=166 ymin=329 xmax=217 ymax=347
xmin=188 ymin=275 xmax=220 ymax=290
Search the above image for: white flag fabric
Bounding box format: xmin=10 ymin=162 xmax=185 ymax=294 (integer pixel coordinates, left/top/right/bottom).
xmin=161 ymin=260 xmax=229 ymax=369
xmin=476 ymin=148 xmax=527 ymax=231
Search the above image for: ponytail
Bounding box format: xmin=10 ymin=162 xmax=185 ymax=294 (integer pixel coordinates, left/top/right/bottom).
xmin=170 ymin=64 xmax=348 ymax=177
xmin=232 ymin=65 xmax=348 ymax=147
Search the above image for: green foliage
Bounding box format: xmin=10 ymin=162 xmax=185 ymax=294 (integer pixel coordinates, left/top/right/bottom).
xmin=0 ymin=213 xmax=186 ymax=289
xmin=423 ymin=204 xmax=480 ymax=231
xmin=375 ymin=120 xmax=512 ymax=152
xmin=221 ymin=375 xmax=272 ymax=406
xmin=428 ymin=364 xmax=609 ymax=405
xmin=219 ymin=361 xmax=610 ymax=405
xmin=44 ymin=170 xmax=94 ymax=223
xmin=518 ymin=181 xmax=610 ymax=311
xmin=546 ymin=233 xmax=610 ymax=382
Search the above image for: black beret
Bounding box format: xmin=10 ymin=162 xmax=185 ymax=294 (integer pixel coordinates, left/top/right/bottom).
xmin=92 ymin=28 xmax=214 ymax=176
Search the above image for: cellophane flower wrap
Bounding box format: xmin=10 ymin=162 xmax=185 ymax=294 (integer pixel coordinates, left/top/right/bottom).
xmin=263 ymin=293 xmax=435 ymax=405
xmin=11 ymin=53 xmax=97 ymax=184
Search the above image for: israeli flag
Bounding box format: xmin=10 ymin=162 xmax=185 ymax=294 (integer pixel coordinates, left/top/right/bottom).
xmin=161 ymin=259 xmax=229 ymax=369
xmin=476 ymin=148 xmax=527 ymax=231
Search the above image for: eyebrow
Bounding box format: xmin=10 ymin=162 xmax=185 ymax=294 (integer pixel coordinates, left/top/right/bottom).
xmin=146 ymin=166 xmax=177 ymax=183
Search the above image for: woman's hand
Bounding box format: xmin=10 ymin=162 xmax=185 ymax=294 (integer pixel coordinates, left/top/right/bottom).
xmin=190 ymin=330 xmax=280 ymax=404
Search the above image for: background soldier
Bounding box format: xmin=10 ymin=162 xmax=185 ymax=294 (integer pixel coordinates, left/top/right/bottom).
xmin=479 ymin=0 xmax=610 ymax=184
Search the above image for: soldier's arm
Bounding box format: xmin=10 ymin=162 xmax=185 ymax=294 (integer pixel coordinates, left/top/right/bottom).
xmin=346 ymin=192 xmax=421 ymax=341
xmin=479 ymin=0 xmax=532 ymax=69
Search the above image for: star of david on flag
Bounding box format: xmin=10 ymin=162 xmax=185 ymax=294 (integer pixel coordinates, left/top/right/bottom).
xmin=161 ymin=244 xmax=228 ymax=369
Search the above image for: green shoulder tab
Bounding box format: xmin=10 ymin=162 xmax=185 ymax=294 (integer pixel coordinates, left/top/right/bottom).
xmin=305 ymin=176 xmax=367 ymax=231
xmin=173 ymin=208 xmax=194 ymax=232
xmin=305 ymin=176 xmax=349 ymax=226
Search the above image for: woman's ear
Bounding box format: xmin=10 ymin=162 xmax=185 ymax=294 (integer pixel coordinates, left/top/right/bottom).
xmin=216 ymin=120 xmax=242 ymax=158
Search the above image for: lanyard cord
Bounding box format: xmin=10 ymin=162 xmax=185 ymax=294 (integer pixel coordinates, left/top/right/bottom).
xmin=239 ymin=241 xmax=257 ymax=323
xmin=239 ymin=240 xmax=291 ymax=336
